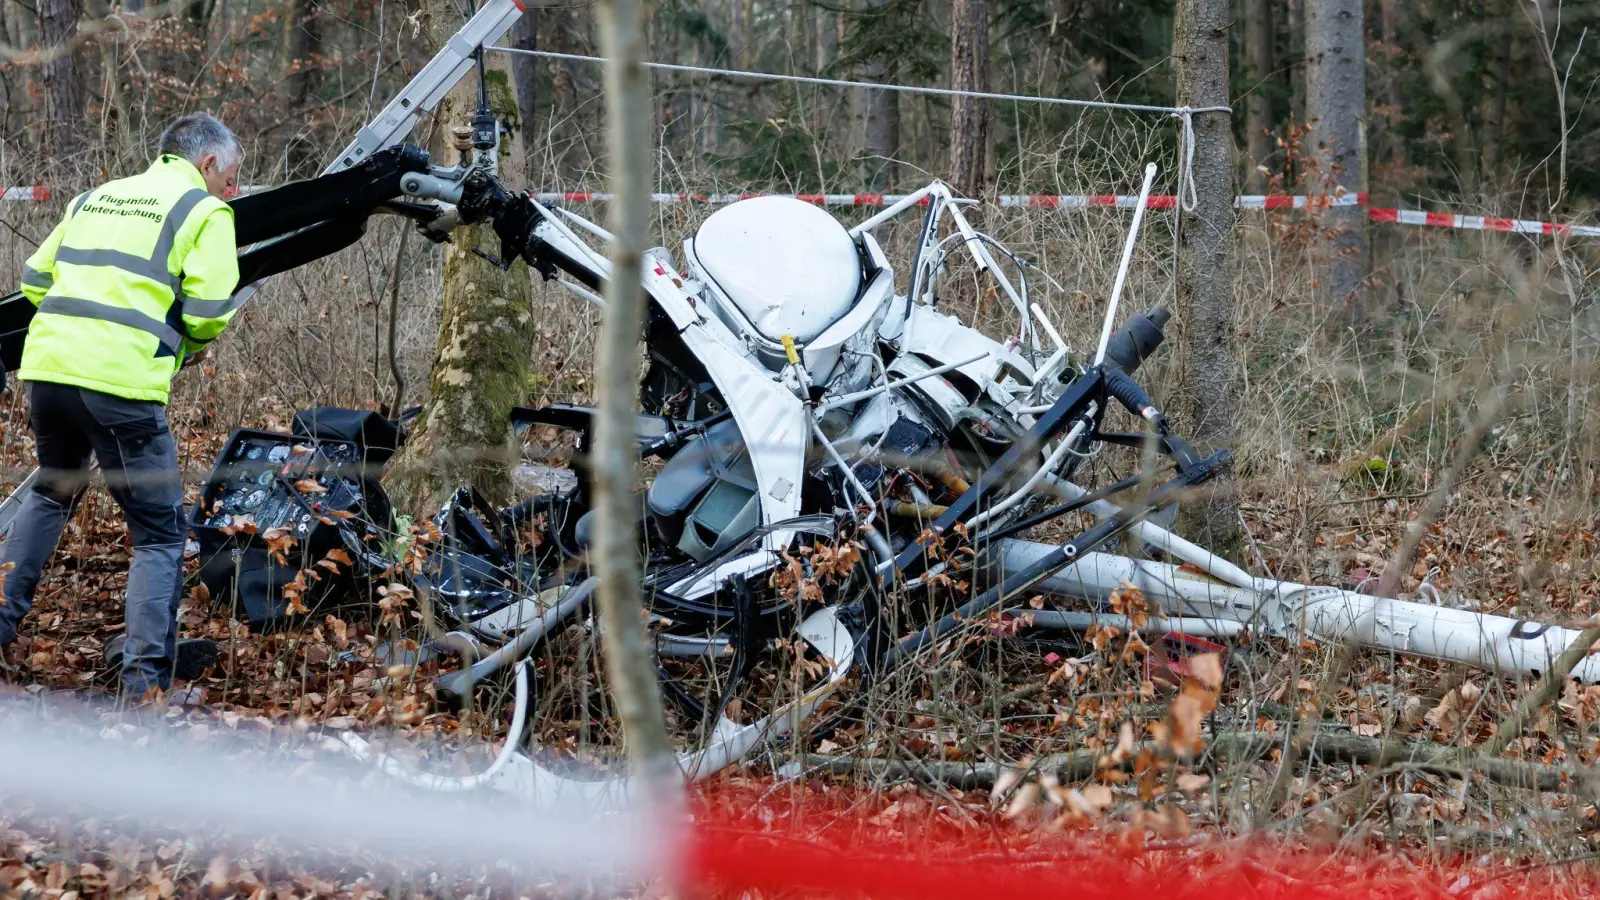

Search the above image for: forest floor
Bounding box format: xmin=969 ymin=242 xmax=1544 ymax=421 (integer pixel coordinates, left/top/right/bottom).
xmin=2 ymin=384 xmax=1600 ymax=899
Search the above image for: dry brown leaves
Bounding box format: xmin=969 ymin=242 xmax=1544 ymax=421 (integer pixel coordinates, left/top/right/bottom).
xmin=1151 ymin=652 xmax=1223 ymax=758
xmin=1425 ymin=681 xmax=1484 ymax=740
xmin=261 ymin=527 xmax=298 ymax=565
xmin=768 ymin=538 xmax=863 ymax=605
xmin=376 ymin=583 xmax=414 ymax=628
xmin=1108 ymin=580 xmax=1151 ymax=629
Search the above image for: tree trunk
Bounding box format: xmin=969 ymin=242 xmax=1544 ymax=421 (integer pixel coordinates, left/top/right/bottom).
xmin=180 ymin=0 xmax=213 ymax=82
xmin=815 ymin=4 xmax=831 ymax=73
xmin=277 ymin=0 xmax=299 ymax=77
xmin=1305 ymin=0 xmax=1368 ymax=320
xmin=856 ymin=0 xmax=898 ymax=192
xmin=948 ymin=0 xmax=989 ymax=199
xmin=698 ymin=19 xmax=720 ymax=168
xmin=859 ymin=86 xmax=899 ymax=192
xmin=1243 ymin=0 xmax=1273 ymax=189
xmin=1174 ymin=0 xmax=1243 ymax=561
xmin=284 ymin=1 xmax=324 ymax=178
xmin=593 ymin=0 xmax=680 ymax=812
xmin=3 ymin=0 xmax=27 ymax=48
xmin=1288 ymin=0 xmax=1305 ymax=133
xmin=386 ymin=15 xmax=536 ymax=513
xmin=662 ymin=31 xmax=691 ymax=160
xmin=786 ymin=0 xmax=804 ymax=73
xmin=0 ymin=3 xmax=6 ymax=128
xmin=730 ymin=0 xmax=748 ymax=67
xmin=1479 ymin=0 xmax=1510 ymax=179
xmin=37 ymin=0 xmax=84 ymax=162
xmin=511 ymin=8 xmax=541 ymax=163
xmin=714 ymin=0 xmax=744 ymax=162
xmin=0 ymin=54 xmax=8 ymax=143
xmin=0 ymin=1 xmax=22 ymax=140
xmin=1378 ymin=0 xmax=1405 ymax=174
xmin=541 ymin=6 xmax=587 ymax=182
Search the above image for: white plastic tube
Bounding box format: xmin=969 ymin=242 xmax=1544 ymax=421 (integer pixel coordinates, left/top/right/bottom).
xmin=999 ymin=539 xmax=1600 ymax=684
xmin=1023 ymin=609 xmax=1244 ymax=639
xmin=848 ymin=185 xmax=935 ymax=236
xmin=1093 ymin=162 xmax=1159 ymax=366
xmin=1040 ymin=474 xmax=1265 ymax=592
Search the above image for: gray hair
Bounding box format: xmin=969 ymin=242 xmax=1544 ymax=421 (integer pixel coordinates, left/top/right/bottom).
xmin=157 ymin=113 xmax=242 ymax=169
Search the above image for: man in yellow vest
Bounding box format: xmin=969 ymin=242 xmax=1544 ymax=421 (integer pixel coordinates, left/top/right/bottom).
xmin=2 ymin=113 xmax=245 ymax=699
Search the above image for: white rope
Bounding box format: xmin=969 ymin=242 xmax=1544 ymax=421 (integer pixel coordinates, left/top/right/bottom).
xmin=496 ymin=46 xmax=1225 ymax=215
xmin=1173 ymin=108 xmax=1200 ymax=213
xmin=490 ymin=46 xmax=1232 ymax=120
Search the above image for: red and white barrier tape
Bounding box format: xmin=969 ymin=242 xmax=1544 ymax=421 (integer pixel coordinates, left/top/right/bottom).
xmin=1366 ymin=205 xmax=1600 ymax=237
xmin=529 ymin=190 xmax=1600 ymax=236
xmin=9 ymin=185 xmax=1597 ymax=237
xmin=524 ymin=191 xmax=1370 ymax=210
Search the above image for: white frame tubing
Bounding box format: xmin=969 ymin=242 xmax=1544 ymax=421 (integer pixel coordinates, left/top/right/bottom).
xmin=999 ymin=539 xmax=1600 ymax=683
xmin=1093 ymin=163 xmax=1159 ymax=366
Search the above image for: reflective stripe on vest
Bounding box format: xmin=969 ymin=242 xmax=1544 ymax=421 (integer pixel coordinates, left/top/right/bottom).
xmin=20 ymin=265 xmax=51 ymax=290
xmin=182 ymin=294 xmax=250 ymax=318
xmin=36 ymin=295 xmax=184 ymax=354
xmin=182 ymin=282 xmax=258 ymax=333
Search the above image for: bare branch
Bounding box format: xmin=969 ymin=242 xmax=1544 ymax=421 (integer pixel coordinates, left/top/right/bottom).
xmin=0 ymin=0 xmax=179 ymax=66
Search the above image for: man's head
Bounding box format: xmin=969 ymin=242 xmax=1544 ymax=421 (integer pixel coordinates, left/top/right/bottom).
xmin=157 ymin=114 xmax=243 ymax=199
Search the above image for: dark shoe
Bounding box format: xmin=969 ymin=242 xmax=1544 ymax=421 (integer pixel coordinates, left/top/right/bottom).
xmin=103 ymin=635 xmax=220 ymax=683
xmin=0 ymin=644 xmax=23 ymax=682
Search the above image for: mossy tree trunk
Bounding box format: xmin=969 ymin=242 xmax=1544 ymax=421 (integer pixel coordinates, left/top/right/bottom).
xmin=387 ymin=14 xmax=535 ymax=515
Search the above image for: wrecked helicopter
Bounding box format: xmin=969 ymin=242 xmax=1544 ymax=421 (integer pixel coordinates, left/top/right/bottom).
xmin=3 ymin=0 xmax=1598 ymax=803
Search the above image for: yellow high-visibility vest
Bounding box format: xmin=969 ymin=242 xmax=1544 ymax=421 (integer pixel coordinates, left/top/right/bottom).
xmin=18 ymin=155 xmax=240 ymax=404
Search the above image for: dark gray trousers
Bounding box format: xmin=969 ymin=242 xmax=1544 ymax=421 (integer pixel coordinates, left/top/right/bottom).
xmin=0 ymin=381 xmax=186 ymax=698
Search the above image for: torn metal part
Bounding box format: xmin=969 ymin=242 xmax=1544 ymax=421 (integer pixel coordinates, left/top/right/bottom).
xmin=435 ymin=578 xmax=598 ymax=709
xmin=513 ymin=464 xmax=580 ymax=497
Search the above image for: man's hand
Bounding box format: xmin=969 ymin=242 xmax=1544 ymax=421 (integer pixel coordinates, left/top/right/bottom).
xmin=181 ymin=349 xmax=209 ymax=369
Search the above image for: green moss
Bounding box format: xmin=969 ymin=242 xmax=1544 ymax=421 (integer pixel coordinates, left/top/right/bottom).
xmin=481 ymin=68 xmax=520 ymax=134
xmin=388 ymin=221 xmax=535 ymax=513
xmin=1341 ymin=454 xmax=1415 ymax=492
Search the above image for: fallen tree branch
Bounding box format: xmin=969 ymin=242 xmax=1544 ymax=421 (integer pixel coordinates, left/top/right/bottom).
xmin=998 ymin=679 xmax=1050 ymax=706
xmin=1475 ymin=621 xmax=1600 ymax=760
xmin=800 ymin=748 xmax=1106 ymax=790
xmin=798 ymin=728 xmax=1594 ymax=795
xmin=1300 ymin=730 xmax=1586 ymax=794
